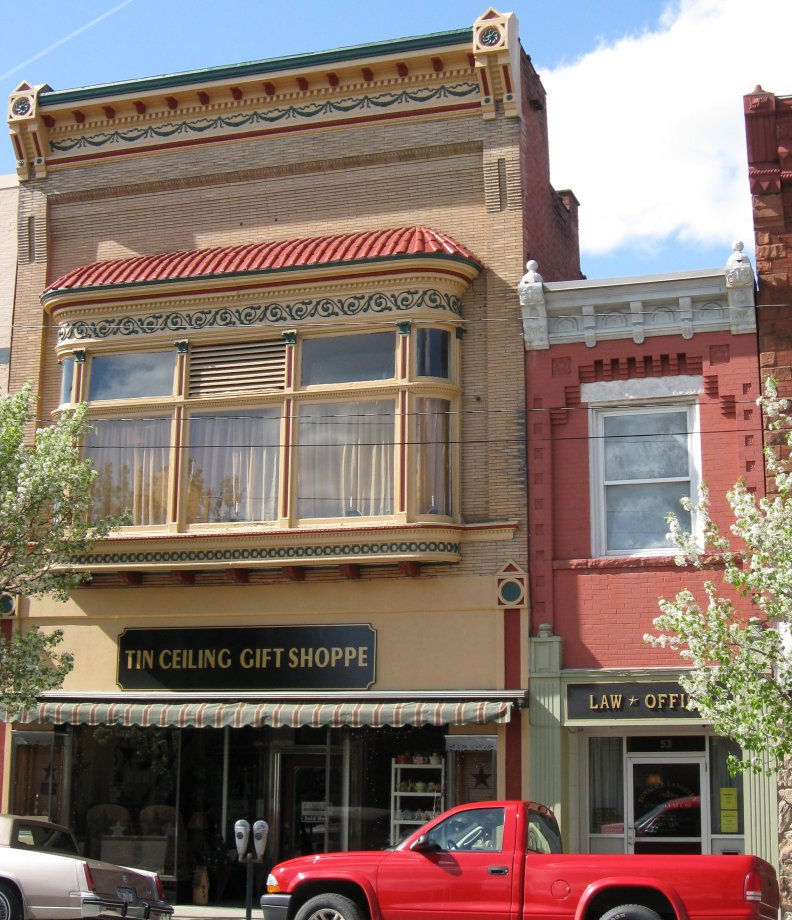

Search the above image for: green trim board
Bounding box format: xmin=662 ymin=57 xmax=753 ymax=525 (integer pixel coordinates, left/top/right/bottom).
xmin=38 ymin=29 xmax=473 ymax=106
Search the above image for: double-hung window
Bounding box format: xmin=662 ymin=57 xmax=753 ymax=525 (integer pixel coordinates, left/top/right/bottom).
xmin=590 ymin=401 xmax=699 ymax=556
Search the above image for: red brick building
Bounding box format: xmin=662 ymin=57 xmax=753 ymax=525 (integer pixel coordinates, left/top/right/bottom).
xmin=744 ymin=83 xmax=792 ymax=911
xmin=520 ymin=249 xmax=777 ymax=864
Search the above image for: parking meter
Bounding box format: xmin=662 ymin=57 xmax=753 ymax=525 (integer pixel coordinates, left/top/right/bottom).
xmin=234 ymin=819 xmax=250 ymax=859
xmin=253 ymin=820 xmax=269 ymax=860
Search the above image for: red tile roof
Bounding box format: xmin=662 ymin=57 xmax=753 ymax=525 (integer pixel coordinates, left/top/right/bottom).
xmin=45 ymin=227 xmax=482 ymax=295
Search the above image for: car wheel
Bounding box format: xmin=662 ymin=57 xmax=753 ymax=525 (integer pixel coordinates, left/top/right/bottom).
xmin=0 ymin=882 xmax=22 ymax=920
xmin=599 ymin=904 xmax=663 ymax=920
xmin=294 ymin=893 xmax=365 ymax=920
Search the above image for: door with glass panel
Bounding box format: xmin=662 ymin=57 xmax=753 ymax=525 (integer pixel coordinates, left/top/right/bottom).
xmin=627 ymin=756 xmax=707 ymax=854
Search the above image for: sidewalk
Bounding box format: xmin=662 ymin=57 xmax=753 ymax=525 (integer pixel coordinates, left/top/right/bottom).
xmin=172 ymin=905 xmax=252 ymax=920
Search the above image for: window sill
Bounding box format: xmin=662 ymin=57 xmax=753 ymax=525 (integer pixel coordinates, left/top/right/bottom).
xmin=553 ymin=554 xmax=723 ymax=571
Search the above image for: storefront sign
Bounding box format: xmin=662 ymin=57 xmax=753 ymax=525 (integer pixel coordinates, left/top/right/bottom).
xmin=117 ymin=624 xmax=376 ymax=691
xmin=566 ymin=682 xmax=699 ymax=720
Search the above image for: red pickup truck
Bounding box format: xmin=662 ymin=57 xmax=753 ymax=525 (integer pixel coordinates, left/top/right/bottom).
xmin=260 ymin=800 xmax=779 ymax=920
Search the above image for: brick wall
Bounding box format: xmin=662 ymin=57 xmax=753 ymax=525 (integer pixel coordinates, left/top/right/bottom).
xmin=526 ymin=330 xmax=764 ymax=663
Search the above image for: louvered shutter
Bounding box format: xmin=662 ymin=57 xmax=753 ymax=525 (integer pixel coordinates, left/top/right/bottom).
xmin=188 ymin=340 xmax=286 ymax=397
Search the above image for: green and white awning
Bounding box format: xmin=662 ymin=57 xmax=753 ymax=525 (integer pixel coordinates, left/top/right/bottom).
xmin=16 ymin=698 xmax=516 ymax=729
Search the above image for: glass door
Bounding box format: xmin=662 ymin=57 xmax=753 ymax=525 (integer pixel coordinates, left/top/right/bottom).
xmin=275 ymin=744 xmax=344 ymax=862
xmin=627 ymin=756 xmax=707 ymax=854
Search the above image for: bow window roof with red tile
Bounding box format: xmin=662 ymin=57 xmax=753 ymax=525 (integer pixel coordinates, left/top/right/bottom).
xmin=44 ymin=227 xmax=482 ymax=298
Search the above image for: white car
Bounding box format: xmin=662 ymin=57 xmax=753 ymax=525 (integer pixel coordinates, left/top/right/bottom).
xmin=0 ymin=815 xmax=173 ymax=920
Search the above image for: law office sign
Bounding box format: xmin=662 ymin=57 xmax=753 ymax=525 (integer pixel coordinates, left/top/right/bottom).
xmin=566 ymin=681 xmax=700 ymax=721
xmin=118 ymin=623 xmax=376 ymax=691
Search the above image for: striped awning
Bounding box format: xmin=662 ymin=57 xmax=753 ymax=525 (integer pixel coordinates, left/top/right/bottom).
xmin=17 ymin=699 xmax=513 ymax=729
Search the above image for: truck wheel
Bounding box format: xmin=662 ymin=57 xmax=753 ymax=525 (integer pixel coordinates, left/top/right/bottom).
xmin=294 ymin=893 xmax=365 ymax=920
xmin=0 ymin=881 xmax=23 ymax=920
xmin=599 ymin=905 xmax=662 ymax=920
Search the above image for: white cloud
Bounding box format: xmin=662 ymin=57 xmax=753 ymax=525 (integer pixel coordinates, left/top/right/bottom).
xmin=543 ymin=0 xmax=792 ymax=260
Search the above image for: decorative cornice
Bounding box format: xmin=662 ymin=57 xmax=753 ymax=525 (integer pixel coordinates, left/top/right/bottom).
xmin=519 ymin=252 xmax=756 ymax=350
xmin=56 ymin=288 xmax=461 ymax=345
xmin=48 ymin=83 xmax=480 ymax=158
xmin=39 ymin=29 xmax=473 ymax=106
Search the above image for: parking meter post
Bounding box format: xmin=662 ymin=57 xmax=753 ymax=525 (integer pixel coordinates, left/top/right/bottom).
xmin=245 ymin=857 xmax=254 ymax=920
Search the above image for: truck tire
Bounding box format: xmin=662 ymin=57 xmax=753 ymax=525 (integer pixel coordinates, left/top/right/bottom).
xmin=294 ymin=893 xmax=365 ymax=920
xmin=0 ymin=881 xmax=22 ymax=920
xmin=599 ymin=905 xmax=663 ymax=920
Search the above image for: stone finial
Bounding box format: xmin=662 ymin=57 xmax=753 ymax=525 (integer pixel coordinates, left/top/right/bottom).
xmin=724 ymin=240 xmax=756 ymax=335
xmin=725 ymin=240 xmax=754 ymax=288
xmin=518 ymin=260 xmax=544 ymax=303
xmin=518 ymin=259 xmax=548 ymax=350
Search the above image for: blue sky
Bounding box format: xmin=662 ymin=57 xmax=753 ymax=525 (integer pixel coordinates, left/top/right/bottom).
xmin=2 ymin=0 xmax=790 ymax=280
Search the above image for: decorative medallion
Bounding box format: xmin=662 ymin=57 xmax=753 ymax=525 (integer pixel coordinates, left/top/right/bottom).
xmin=479 ymin=26 xmax=501 ymax=46
xmin=11 ymin=97 xmax=31 ymax=117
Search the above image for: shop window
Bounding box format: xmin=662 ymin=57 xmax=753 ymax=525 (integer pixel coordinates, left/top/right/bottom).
xmin=588 ymin=736 xmax=624 ymax=835
xmin=297 ymin=400 xmax=395 ymax=519
xmin=11 ymin=731 xmax=67 ymax=823
xmin=78 ymin=326 xmax=456 ymax=530
xmin=590 ymin=404 xmax=699 ymax=556
xmin=88 ymin=350 xmax=177 ymax=401
xmin=709 ymin=737 xmax=744 ymax=835
xmin=301 ymin=332 xmax=396 ymax=385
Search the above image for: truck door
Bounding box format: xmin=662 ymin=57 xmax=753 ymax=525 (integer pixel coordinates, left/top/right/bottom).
xmin=627 ymin=756 xmax=707 ymax=854
xmin=377 ymin=805 xmax=517 ymax=920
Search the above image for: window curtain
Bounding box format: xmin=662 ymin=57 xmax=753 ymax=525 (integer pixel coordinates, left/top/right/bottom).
xmin=416 ymin=397 xmax=451 ymax=515
xmin=589 ymin=737 xmax=624 ymax=834
xmin=297 ymin=400 xmax=394 ymax=518
xmin=186 ymin=410 xmax=280 ymax=523
xmin=85 ymin=417 xmax=171 ymax=525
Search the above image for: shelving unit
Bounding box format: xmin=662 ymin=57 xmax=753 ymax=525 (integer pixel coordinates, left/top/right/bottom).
xmin=390 ymin=758 xmax=445 ymax=845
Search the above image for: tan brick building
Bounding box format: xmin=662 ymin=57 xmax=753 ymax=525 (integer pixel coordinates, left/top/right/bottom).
xmin=5 ymin=8 xmax=580 ymax=898
xmin=0 ymin=174 xmax=17 ymax=393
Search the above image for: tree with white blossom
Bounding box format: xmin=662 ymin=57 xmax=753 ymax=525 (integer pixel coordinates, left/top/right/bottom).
xmin=0 ymin=383 xmax=126 ymax=717
xmin=647 ymin=381 xmax=792 ymax=774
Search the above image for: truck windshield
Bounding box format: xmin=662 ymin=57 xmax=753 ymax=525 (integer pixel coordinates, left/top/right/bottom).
xmin=527 ymin=808 xmax=562 ymax=854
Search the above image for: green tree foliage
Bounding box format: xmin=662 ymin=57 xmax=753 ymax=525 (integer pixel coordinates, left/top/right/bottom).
xmin=0 ymin=383 xmax=126 ymax=718
xmin=647 ymin=382 xmax=792 ymax=773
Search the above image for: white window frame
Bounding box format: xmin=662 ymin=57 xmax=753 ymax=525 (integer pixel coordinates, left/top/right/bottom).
xmin=585 ymin=377 xmax=703 ymax=558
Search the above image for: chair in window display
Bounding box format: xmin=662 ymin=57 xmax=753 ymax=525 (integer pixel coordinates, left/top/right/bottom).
xmin=85 ymin=803 xmax=130 ymax=858
xmin=139 ymin=805 xmax=186 ymax=879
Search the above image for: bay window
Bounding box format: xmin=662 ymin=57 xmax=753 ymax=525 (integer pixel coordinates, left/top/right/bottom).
xmin=74 ymin=326 xmax=458 ymax=530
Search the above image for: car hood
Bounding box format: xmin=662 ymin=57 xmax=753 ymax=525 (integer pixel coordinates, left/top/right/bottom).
xmin=274 ymin=850 xmax=389 ymax=881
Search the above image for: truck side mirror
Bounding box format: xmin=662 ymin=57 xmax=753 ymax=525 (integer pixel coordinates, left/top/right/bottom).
xmin=234 ymin=819 xmax=250 ymax=859
xmin=411 ymin=834 xmax=442 ymax=853
xmin=253 ymin=820 xmax=269 ymax=859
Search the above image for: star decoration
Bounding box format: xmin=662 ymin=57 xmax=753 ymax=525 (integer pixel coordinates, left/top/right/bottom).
xmin=629 ymin=696 xmax=639 ymax=706
xmin=471 ymin=764 xmax=491 ymax=788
